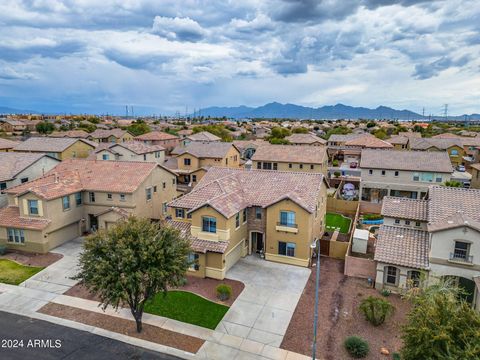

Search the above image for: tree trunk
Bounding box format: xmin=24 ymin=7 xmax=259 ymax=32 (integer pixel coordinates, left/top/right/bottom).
xmin=131 ymin=308 xmax=144 ymax=333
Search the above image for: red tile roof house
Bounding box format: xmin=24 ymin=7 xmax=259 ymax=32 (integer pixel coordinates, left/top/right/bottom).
xmin=0 ymin=159 xmax=177 ymax=253
xmin=374 ymin=187 xmax=480 ymax=310
xmin=135 ymin=131 xmax=180 ymax=153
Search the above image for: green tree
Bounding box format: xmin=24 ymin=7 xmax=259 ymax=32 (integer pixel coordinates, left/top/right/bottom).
xmin=444 ymin=180 xmax=462 ymax=188
xmin=269 ymin=126 xmax=291 ymax=139
xmin=292 ymin=127 xmax=309 ymax=134
xmin=192 ymin=124 xmax=233 ymax=142
xmin=323 ymin=126 xmax=352 ymax=140
xmin=373 ymin=129 xmax=388 ymax=140
xmin=366 ymin=121 xmax=376 ymax=128
xmin=36 ymin=121 xmax=55 ymax=134
xmin=74 ymin=217 xmax=191 ymax=333
xmin=359 ymin=296 xmax=394 ymax=326
xmin=77 ymin=122 xmax=96 ymax=133
xmin=401 ymin=280 xmax=480 ymax=360
xmin=127 ymin=121 xmax=151 ymax=136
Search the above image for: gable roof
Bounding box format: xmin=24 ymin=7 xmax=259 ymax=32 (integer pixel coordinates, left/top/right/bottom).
xmin=386 ymin=135 xmax=409 ymax=145
xmin=285 ymin=133 xmax=326 ymax=145
xmin=187 ymin=131 xmax=221 ymax=142
xmin=251 ymin=144 xmax=326 ymax=164
xmin=328 ymin=133 xmax=366 ymax=143
xmin=13 ymin=137 xmax=97 ymax=153
xmin=168 ymin=167 xmax=325 ymax=218
xmin=360 ymin=149 xmax=453 ymax=173
xmin=381 ymin=196 xmax=428 ymax=221
xmin=344 ymin=134 xmax=393 ymax=148
xmin=409 ymin=137 xmax=463 ymax=150
xmin=5 ymin=159 xmax=161 ymax=200
xmin=50 ymin=130 xmax=90 ymax=139
xmin=135 ymin=131 xmax=179 ymax=141
xmin=0 ymin=153 xmax=59 ymax=182
xmin=0 ymin=138 xmax=20 ymax=149
xmin=89 ymin=129 xmax=131 ymax=139
xmin=0 ymin=206 xmax=51 ymax=230
xmin=172 ymin=142 xmax=237 ymax=159
xmin=110 ymin=141 xmax=165 ymax=155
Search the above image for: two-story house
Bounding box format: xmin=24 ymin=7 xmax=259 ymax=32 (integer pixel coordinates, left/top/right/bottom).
xmin=0 ymin=119 xmax=27 ymax=134
xmin=88 ymin=129 xmax=134 ymax=143
xmin=360 ymin=149 xmax=453 ymax=203
xmin=93 ymin=141 xmax=165 ymax=164
xmin=13 ymin=137 xmax=97 ymax=160
xmin=408 ymin=138 xmax=465 ymax=167
xmin=167 ymin=167 xmax=328 ymax=279
xmin=0 ymin=159 xmax=177 ymax=253
xmin=167 ymin=142 xmax=241 ymax=192
xmin=135 ymin=131 xmax=180 ymax=153
xmin=184 ymin=131 xmax=221 ymax=146
xmin=471 ymin=163 xmax=480 ymax=189
xmin=285 ymin=133 xmax=327 ymax=146
xmin=0 ymin=138 xmax=19 ymax=152
xmin=374 ymin=187 xmax=480 ymax=310
xmin=251 ymin=144 xmax=328 ymax=175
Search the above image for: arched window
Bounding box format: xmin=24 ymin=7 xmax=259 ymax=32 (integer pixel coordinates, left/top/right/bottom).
xmin=384 ymin=266 xmax=399 ymax=286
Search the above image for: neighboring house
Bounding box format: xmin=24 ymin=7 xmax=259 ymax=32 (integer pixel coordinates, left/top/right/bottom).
xmin=327 ymin=133 xmax=367 ymax=147
xmin=251 ymin=144 xmax=328 ymax=175
xmin=471 ymin=163 xmax=480 ymax=189
xmin=386 ymin=135 xmax=409 ymax=150
xmin=184 ymin=131 xmax=221 ymax=146
xmin=0 ymin=138 xmax=19 ymax=152
xmin=359 ymin=149 xmax=453 ymax=203
xmin=285 ymin=133 xmax=327 ymax=146
xmin=374 ymin=187 xmax=480 ymax=310
xmin=0 ymin=153 xmax=60 ymax=208
xmin=94 ymin=141 xmax=165 ymax=163
xmin=408 ymin=138 xmax=465 ymax=167
xmin=167 ymin=167 xmax=328 ymax=279
xmin=328 ymin=133 xmax=393 ymax=165
xmin=168 ymin=142 xmax=241 ymax=191
xmin=13 ymin=137 xmax=97 ymax=160
xmin=0 ymin=159 xmax=177 ymax=253
xmin=50 ymin=130 xmax=90 ymax=139
xmin=88 ymin=129 xmax=134 ymax=143
xmin=0 ymin=119 xmax=27 ymax=134
xmin=233 ymin=140 xmax=267 ymax=160
xmin=135 ymin=131 xmax=180 ymax=153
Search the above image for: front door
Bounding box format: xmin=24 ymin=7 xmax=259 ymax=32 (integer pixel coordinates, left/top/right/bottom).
xmin=251 ymin=232 xmax=264 ymax=253
xmin=88 ymin=214 xmax=98 ymax=232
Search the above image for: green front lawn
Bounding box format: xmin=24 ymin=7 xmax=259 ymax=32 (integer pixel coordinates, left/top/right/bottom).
xmin=144 ymin=290 xmax=229 ymax=329
xmin=325 ymin=213 xmax=352 ymax=234
xmin=0 ymin=259 xmax=44 ymax=285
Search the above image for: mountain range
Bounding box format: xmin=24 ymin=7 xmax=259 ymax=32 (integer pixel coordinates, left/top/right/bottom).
xmin=0 ymin=106 xmax=39 ymax=114
xmin=198 ymin=102 xmax=480 ymax=121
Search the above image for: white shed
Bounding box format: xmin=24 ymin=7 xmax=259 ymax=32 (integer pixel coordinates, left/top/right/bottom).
xmin=352 ymin=229 xmax=370 ymax=254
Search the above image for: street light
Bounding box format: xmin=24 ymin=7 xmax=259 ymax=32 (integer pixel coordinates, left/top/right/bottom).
xmin=310 ymin=238 xmax=320 ymax=360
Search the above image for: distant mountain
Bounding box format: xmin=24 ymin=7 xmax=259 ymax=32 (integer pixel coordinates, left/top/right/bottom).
xmin=0 ymin=106 xmax=39 ymax=114
xmin=197 ymin=102 xmax=480 ymax=120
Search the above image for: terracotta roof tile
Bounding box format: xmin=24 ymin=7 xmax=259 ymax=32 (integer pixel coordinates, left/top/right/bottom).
xmin=0 ymin=138 xmax=20 ymax=150
xmin=0 ymin=152 xmax=59 ymax=182
xmin=381 ymin=196 xmax=428 ymax=221
xmin=187 ymin=131 xmax=221 ymax=141
xmin=345 ymin=135 xmax=393 ymax=148
xmin=172 ymin=142 xmax=236 ymax=158
xmin=135 ymin=131 xmax=179 ymax=141
xmin=0 ymin=206 xmax=51 ymax=230
xmin=286 ymin=133 xmax=327 ymax=145
xmin=428 ymin=186 xmax=480 ymax=225
xmin=13 ymin=137 xmax=96 ymax=153
xmin=166 ymin=220 xmax=228 ymax=253
xmin=110 ymin=141 xmax=165 ymax=155
xmin=89 ymin=129 xmax=130 ymax=139
xmin=251 ymin=144 xmax=326 ymax=164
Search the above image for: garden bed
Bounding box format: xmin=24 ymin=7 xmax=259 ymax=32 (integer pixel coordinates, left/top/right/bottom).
xmin=39 ymin=302 xmax=204 ymax=353
xmin=0 ymin=259 xmax=44 ymax=285
xmin=0 ymin=250 xmax=62 ymax=267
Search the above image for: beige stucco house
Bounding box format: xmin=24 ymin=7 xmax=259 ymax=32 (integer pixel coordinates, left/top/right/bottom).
xmin=167 ymin=167 xmax=328 ymax=280
xmin=285 ymin=133 xmax=326 ymax=146
xmin=0 ymin=159 xmax=177 ymax=253
xmin=88 ymin=129 xmax=134 ymax=143
xmin=93 ymin=141 xmax=165 ymax=164
xmin=374 ymin=187 xmax=480 ymax=310
xmin=13 ymin=137 xmax=97 ymax=160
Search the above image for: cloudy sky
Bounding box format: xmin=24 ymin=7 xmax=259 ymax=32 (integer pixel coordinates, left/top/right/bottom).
xmin=0 ymin=0 xmax=479 ymax=115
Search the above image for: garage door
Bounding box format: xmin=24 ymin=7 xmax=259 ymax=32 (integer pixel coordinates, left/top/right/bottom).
xmin=225 ymin=241 xmax=243 ymax=272
xmin=47 ymin=222 xmax=80 ymax=250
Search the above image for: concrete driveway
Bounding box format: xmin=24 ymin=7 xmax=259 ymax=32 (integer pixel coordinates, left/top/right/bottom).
xmin=216 ymin=256 xmax=311 ymax=347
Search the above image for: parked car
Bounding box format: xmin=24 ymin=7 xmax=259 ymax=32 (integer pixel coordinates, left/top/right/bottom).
xmin=457 ymin=165 xmax=466 ymax=172
xmin=349 ymin=162 xmax=358 ymax=169
xmin=464 ymin=181 xmax=471 ymax=188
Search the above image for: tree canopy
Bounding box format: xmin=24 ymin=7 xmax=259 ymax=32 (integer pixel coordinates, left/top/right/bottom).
xmin=127 ymin=120 xmax=151 ymax=136
xmin=36 ymin=121 xmax=55 ymax=134
xmin=192 ymin=124 xmax=233 ymax=142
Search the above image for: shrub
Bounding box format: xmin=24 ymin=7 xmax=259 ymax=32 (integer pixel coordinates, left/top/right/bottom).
xmin=381 ymin=288 xmax=391 ymax=297
xmin=333 ymin=171 xmax=341 ymax=178
xmin=359 ymin=296 xmax=394 ymax=326
xmin=392 ymin=353 xmax=401 ymax=360
xmin=0 ymin=245 xmax=6 ymax=255
xmin=216 ymin=284 xmax=232 ymax=301
xmin=332 ymin=159 xmax=339 ymax=167
xmin=363 ymin=214 xmax=383 ymax=221
xmin=344 ymin=336 xmax=369 ymax=358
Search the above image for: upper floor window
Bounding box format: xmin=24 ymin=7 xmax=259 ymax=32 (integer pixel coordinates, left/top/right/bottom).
xmin=273 ymin=163 xmax=278 ymax=170
xmin=28 ymin=200 xmax=38 ymax=215
xmin=89 ymin=192 xmax=95 ymax=202
xmin=257 ymin=162 xmax=262 ymax=169
xmin=278 ymin=241 xmax=295 ymax=257
xmin=102 ymin=154 xmax=109 ymax=160
xmin=184 ymin=158 xmax=191 ymax=166
xmin=202 ymin=216 xmax=216 ymax=233
xmin=288 ymin=163 xmax=292 ymax=169
xmin=162 ymin=202 xmax=168 ymax=214
xmin=435 ymin=175 xmax=442 ymax=183
xmin=175 ymin=208 xmax=185 ymax=218
xmin=0 ymin=182 xmax=6 ymax=192
xmin=413 ymin=173 xmax=419 ymax=181
xmin=7 ymin=228 xmax=24 ymax=244
xmin=62 ymin=196 xmax=70 ymax=210
xmin=143 ymin=154 xmax=147 ymax=161
xmin=394 ymin=219 xmax=400 ymax=224
xmin=280 ymin=211 xmax=296 ymax=227
xmin=155 ymin=151 xmax=161 ymax=158
xmin=192 ymin=175 xmax=197 ymax=182
xmin=21 ymin=177 xmax=29 ymax=183
xmin=405 ymin=220 xmax=410 ymax=225
xmin=415 ymin=221 xmax=421 ymax=227
xmin=381 ymin=170 xmax=386 ymax=176
xmin=385 ymin=266 xmax=399 ymax=285
xmin=162 ymin=182 xmax=166 ymax=189
xmin=394 ymin=171 xmax=399 ymax=177
xmin=299 ymin=164 xmax=303 ymax=169
xmin=120 ymin=194 xmax=126 ymax=201
xmin=368 ymin=169 xmax=373 ymax=175
xmin=310 ymin=165 xmax=314 ymax=170
xmin=450 ymin=149 xmax=459 ymax=156
xmin=146 ymin=188 xmax=152 ymax=201
xmin=262 ymin=162 xmax=272 ymax=170
xmin=235 ymin=212 xmax=240 ymax=228
xmin=452 ymin=241 xmax=470 ymax=262
xmin=75 ymin=192 xmax=82 ymax=206
xmin=255 ymin=207 xmax=262 ymax=220
xmin=242 ymin=209 xmax=247 ymax=223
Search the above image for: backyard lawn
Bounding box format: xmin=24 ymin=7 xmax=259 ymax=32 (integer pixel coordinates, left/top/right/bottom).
xmin=144 ymin=290 xmax=229 ymax=329
xmin=325 ymin=213 xmax=352 ymax=234
xmin=0 ymin=259 xmax=44 ymax=285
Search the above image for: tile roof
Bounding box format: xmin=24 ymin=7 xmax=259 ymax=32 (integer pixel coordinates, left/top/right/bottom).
xmin=13 ymin=137 xmax=96 ymax=153
xmin=285 ymin=133 xmax=326 ymax=145
xmin=409 ymin=137 xmax=463 ymax=150
xmin=168 ymin=167 xmax=324 ymax=218
xmin=110 ymin=141 xmax=165 ymax=155
xmin=187 ymin=131 xmax=221 ymax=142
xmin=432 ymin=133 xmax=460 ymax=139
xmin=428 ymin=186 xmax=480 ymax=226
xmin=135 ymin=131 xmax=179 ymax=141
xmin=0 ymin=153 xmax=59 ymax=182
xmin=471 ymin=163 xmax=480 ymax=171
xmin=360 ymin=149 xmax=453 ymax=173
xmin=166 ymin=220 xmax=229 ymax=254
xmin=5 ymin=159 xmax=159 ymax=199
xmin=95 ymin=206 xmax=130 ymax=219
xmin=387 ymin=135 xmax=409 ymax=145
xmin=0 ymin=138 xmax=20 ymax=149
xmin=381 ymin=196 xmax=428 ymax=221
xmin=251 ymin=144 xmax=326 ymax=164
xmin=374 ymin=225 xmax=429 ymax=269
xmin=344 ymin=135 xmax=393 ymax=148
xmin=0 ymin=206 xmax=51 ymax=230
xmin=50 ymin=130 xmax=90 ymax=138
xmin=89 ymin=129 xmax=130 ymax=139
xmin=172 ymin=142 xmax=236 ymax=159
xmin=328 ymin=133 xmax=366 ymax=143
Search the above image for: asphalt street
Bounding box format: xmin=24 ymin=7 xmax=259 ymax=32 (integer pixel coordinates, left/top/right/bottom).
xmin=0 ymin=311 xmax=183 ymax=360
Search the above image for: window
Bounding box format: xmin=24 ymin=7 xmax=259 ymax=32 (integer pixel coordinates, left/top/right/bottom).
xmin=0 ymin=182 xmax=6 ymax=192
xmin=385 ymin=266 xmax=398 ymax=285
xmin=280 ymin=211 xmax=296 ymax=227
xmin=453 ymin=241 xmax=469 ymax=261
xmin=226 ymin=158 xmax=229 ymax=165
xmin=20 ymin=177 xmax=29 ymax=183
xmin=7 ymin=228 xmax=24 ymax=244
xmin=143 ymin=154 xmax=147 ymax=161
xmin=172 ymin=178 xmax=176 ymax=185
xmin=187 ymin=212 xmax=192 ymax=219
xmin=184 ymin=158 xmax=191 ymax=166
xmin=310 ymin=165 xmax=314 ymax=170
xmin=192 ymin=175 xmax=197 ymax=182
xmin=155 ymin=151 xmax=161 ymax=158
xmin=62 ymin=196 xmax=70 ymax=210
xmin=202 ymin=216 xmax=217 ymax=233
xmin=262 ymin=162 xmax=272 ymax=170
xmin=153 ymin=186 xmax=157 ymax=193
xmin=162 ymin=182 xmax=166 ymax=189
xmin=278 ymin=242 xmax=296 ymax=257
xmin=273 ymin=163 xmax=278 ymax=170
xmin=415 ymin=221 xmax=421 ymax=227
xmin=408 ymin=270 xmax=421 ymax=288
xmin=435 ymin=175 xmax=442 ymax=183
xmin=187 ymin=253 xmax=199 ymax=270
xmin=450 ymin=149 xmax=459 ymax=156
xmin=107 ymin=193 xmax=113 ymax=200
xmin=405 ymin=220 xmax=411 ymax=225
xmin=381 ymin=170 xmax=386 ymax=176
xmin=72 ymin=151 xmax=77 ymax=158
xmin=175 ymin=208 xmax=185 ymax=218
xmin=75 ymin=192 xmax=82 ymax=206
xmin=102 ymin=154 xmax=109 ymax=160
xmin=257 ymin=162 xmax=262 ymax=169
xmin=162 ymin=202 xmax=167 ymax=214
xmin=288 ymin=163 xmax=292 ymax=169
xmin=146 ymin=188 xmax=152 ymax=201
xmin=89 ymin=192 xmax=95 ymax=202
xmin=420 ymin=172 xmax=434 ymax=182
xmin=242 ymin=208 xmax=247 ymax=223
xmin=394 ymin=171 xmax=399 ymax=177
xmin=120 ymin=194 xmax=126 ymax=201
xmin=255 ymin=207 xmax=262 ymax=219
xmin=368 ymin=169 xmax=373 ymax=175
xmin=28 ymin=200 xmax=38 ymax=215
xmin=394 ymin=219 xmax=400 ymax=224
xmin=299 ymin=164 xmax=303 ymax=169
xmin=235 ymin=212 xmax=240 ymax=228
xmin=413 ymin=173 xmax=419 ymax=181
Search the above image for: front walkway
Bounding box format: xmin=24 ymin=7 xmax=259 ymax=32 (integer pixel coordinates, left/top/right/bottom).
xmin=216 ymin=256 xmax=311 ymax=347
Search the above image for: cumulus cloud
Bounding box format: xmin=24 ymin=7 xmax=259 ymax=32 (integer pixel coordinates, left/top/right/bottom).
xmin=152 ymin=16 xmax=208 ymax=42
xmin=413 ymin=55 xmax=471 ymax=79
